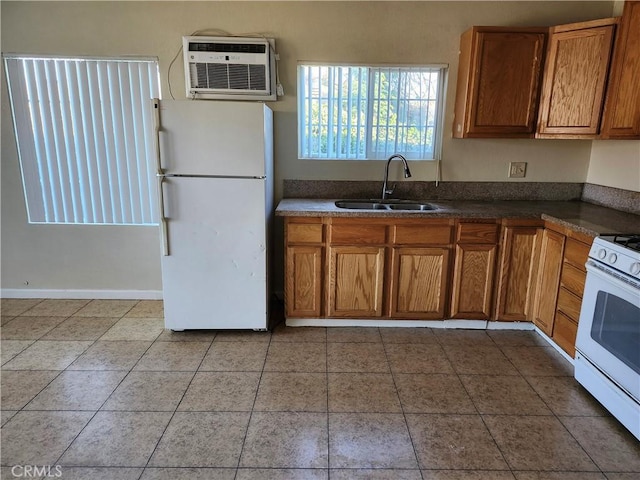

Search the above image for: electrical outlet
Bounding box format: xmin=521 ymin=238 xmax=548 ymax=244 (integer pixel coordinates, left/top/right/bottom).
xmin=509 ymin=162 xmax=527 ymax=178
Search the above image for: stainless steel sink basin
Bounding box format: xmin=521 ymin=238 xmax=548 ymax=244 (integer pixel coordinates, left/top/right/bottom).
xmin=334 ymin=200 xmax=388 ymax=210
xmin=387 ymin=202 xmax=436 ymax=211
xmin=335 ymin=199 xmax=437 ymax=211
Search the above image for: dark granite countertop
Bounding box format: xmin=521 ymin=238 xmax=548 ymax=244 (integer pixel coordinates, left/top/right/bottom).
xmin=276 ymin=198 xmax=640 ymax=237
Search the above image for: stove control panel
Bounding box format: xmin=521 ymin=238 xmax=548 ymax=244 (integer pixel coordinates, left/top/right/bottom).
xmin=590 ymin=236 xmax=640 ymax=280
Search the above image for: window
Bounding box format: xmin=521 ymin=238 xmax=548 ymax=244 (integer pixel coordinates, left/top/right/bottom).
xmin=298 ymin=64 xmax=446 ymax=160
xmin=4 ymin=55 xmax=161 ymax=225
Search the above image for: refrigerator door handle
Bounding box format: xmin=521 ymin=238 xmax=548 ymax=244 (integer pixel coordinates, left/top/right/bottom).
xmin=152 ymin=98 xmax=169 ymax=256
xmin=157 ymin=174 xmax=169 ymax=256
xmin=152 ymin=98 xmax=164 ymax=174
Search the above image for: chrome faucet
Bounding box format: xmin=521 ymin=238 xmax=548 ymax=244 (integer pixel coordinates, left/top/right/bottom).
xmin=381 ymin=154 xmax=412 ymax=199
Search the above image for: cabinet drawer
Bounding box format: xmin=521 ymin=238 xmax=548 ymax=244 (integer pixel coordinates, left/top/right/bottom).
xmin=288 ymin=223 xmax=323 ymax=244
xmin=552 ymin=311 xmax=578 ymax=358
xmin=394 ymin=225 xmax=452 ymax=245
xmin=456 ymin=222 xmax=499 ymax=244
xmin=564 ymin=238 xmax=590 ymax=271
xmin=330 ymin=224 xmax=386 ymax=245
xmin=560 ymin=262 xmax=586 ymax=297
xmin=557 ymin=286 xmax=582 ymax=322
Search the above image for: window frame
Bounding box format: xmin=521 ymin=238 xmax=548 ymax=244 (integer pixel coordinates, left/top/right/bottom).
xmin=297 ymin=62 xmax=448 ymax=161
xmin=3 ymin=53 xmax=161 ymax=226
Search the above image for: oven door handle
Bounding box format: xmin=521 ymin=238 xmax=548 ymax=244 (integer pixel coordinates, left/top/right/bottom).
xmin=586 ymin=260 xmax=640 ymax=294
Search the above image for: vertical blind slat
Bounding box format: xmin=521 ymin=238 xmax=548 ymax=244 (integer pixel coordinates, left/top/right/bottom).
xmin=78 ymin=62 xmax=101 ymax=223
xmin=45 ymin=60 xmax=71 ymax=223
xmin=56 ymin=60 xmax=80 ymax=223
xmin=111 ymin=63 xmax=129 ymax=223
xmin=32 ymin=60 xmax=58 ymax=221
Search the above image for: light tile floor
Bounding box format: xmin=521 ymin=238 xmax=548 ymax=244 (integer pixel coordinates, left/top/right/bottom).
xmin=1 ymin=298 xmax=639 ymax=480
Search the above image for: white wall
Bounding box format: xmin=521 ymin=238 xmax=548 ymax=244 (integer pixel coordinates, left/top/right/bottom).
xmin=587 ymin=141 xmax=640 ymax=191
xmin=585 ymin=0 xmax=640 ymax=193
xmin=1 ymin=1 xmax=617 ymax=295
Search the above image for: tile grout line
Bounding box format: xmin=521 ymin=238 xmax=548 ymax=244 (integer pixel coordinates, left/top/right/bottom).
xmin=440 ymin=330 xmax=514 ymax=475
xmin=326 ymin=326 xmax=330 ymax=479
xmin=136 ymin=329 xmax=218 ymax=479
xmin=380 ymin=328 xmax=425 ymax=479
xmin=232 ymin=329 xmax=274 ymax=479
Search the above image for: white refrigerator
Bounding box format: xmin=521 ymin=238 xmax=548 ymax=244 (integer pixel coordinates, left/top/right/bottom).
xmin=152 ymin=99 xmax=273 ymax=330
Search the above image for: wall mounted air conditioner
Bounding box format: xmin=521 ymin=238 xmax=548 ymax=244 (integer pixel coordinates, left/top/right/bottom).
xmin=183 ymin=36 xmax=276 ymax=101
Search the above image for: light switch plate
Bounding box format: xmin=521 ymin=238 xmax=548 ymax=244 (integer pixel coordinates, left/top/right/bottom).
xmin=509 ymin=162 xmax=527 ymax=178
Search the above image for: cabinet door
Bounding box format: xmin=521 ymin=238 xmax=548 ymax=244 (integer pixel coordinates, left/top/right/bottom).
xmin=450 ymin=244 xmax=497 ymax=319
xmin=537 ymin=19 xmax=616 ymax=137
xmin=328 ymin=246 xmax=385 ymax=317
xmin=495 ymin=227 xmax=540 ymax=321
xmin=532 ymin=229 xmax=566 ymax=335
xmin=453 ymin=28 xmax=546 ymax=138
xmin=553 ymin=311 xmax=578 ymax=358
xmin=391 ymin=247 xmax=450 ymax=319
xmin=285 ymin=246 xmax=323 ymax=318
xmin=601 ymin=1 xmax=640 ymax=139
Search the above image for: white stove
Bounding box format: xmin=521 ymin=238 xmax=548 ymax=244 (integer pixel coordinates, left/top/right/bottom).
xmin=575 ymin=234 xmax=640 ymax=440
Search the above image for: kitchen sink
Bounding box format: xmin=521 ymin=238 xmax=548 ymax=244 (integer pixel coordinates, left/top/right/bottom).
xmin=335 ymin=199 xmax=437 ymax=211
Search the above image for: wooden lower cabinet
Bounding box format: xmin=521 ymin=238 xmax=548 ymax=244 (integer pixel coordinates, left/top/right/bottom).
xmin=285 ymin=246 xmax=323 ymax=317
xmin=391 ymin=247 xmax=450 ymax=319
xmin=284 ymin=217 xmax=325 ymax=318
xmin=450 ymin=243 xmax=496 ymax=319
xmin=530 ymin=222 xmax=592 ymax=357
xmin=495 ymin=225 xmax=541 ymax=321
xmin=553 ymin=311 xmax=579 ymax=357
xmin=552 ymin=235 xmax=591 ymax=357
xmin=450 ymin=221 xmax=499 ymax=319
xmin=328 ymin=246 xmax=385 ymax=317
xmin=283 ymin=215 xmax=592 ymax=345
xmin=532 ymin=229 xmax=566 ymax=335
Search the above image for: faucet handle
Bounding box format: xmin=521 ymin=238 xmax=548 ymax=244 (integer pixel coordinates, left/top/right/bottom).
xmin=385 ymin=184 xmax=396 ymax=196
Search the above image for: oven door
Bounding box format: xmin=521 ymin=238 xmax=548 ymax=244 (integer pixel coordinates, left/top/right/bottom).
xmin=576 ymin=259 xmax=640 ymax=402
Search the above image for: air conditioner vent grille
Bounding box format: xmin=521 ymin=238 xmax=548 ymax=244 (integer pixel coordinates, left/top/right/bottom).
xmin=190 ymin=63 xmax=267 ymax=91
xmin=188 ymin=42 xmax=267 ymax=54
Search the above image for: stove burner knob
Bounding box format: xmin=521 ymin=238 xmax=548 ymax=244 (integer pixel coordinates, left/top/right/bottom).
xmin=598 ymin=248 xmax=607 ymax=260
xmin=609 ymin=253 xmax=618 ymax=264
xmin=631 ymin=262 xmax=640 ymax=276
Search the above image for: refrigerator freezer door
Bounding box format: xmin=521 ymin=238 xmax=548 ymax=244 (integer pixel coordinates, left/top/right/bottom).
xmin=155 ymin=99 xmax=270 ymax=177
xmin=161 ymin=176 xmax=268 ymax=330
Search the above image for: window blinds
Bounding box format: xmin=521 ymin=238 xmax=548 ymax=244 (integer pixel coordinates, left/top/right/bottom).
xmin=4 ymin=56 xmax=160 ymax=225
xmin=298 ymin=65 xmax=445 ymax=160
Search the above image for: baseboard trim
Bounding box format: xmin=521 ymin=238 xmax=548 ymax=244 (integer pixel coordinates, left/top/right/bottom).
xmin=0 ymin=289 xmax=163 ymax=300
xmin=285 ymin=318 xmax=536 ymax=330
xmin=534 ymin=326 xmax=575 ymax=365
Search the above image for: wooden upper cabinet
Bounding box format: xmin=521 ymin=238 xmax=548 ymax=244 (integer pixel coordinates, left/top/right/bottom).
xmin=453 ymin=27 xmax=547 ymax=138
xmin=601 ymin=1 xmax=640 ymax=139
xmin=537 ymin=18 xmax=617 ymax=138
